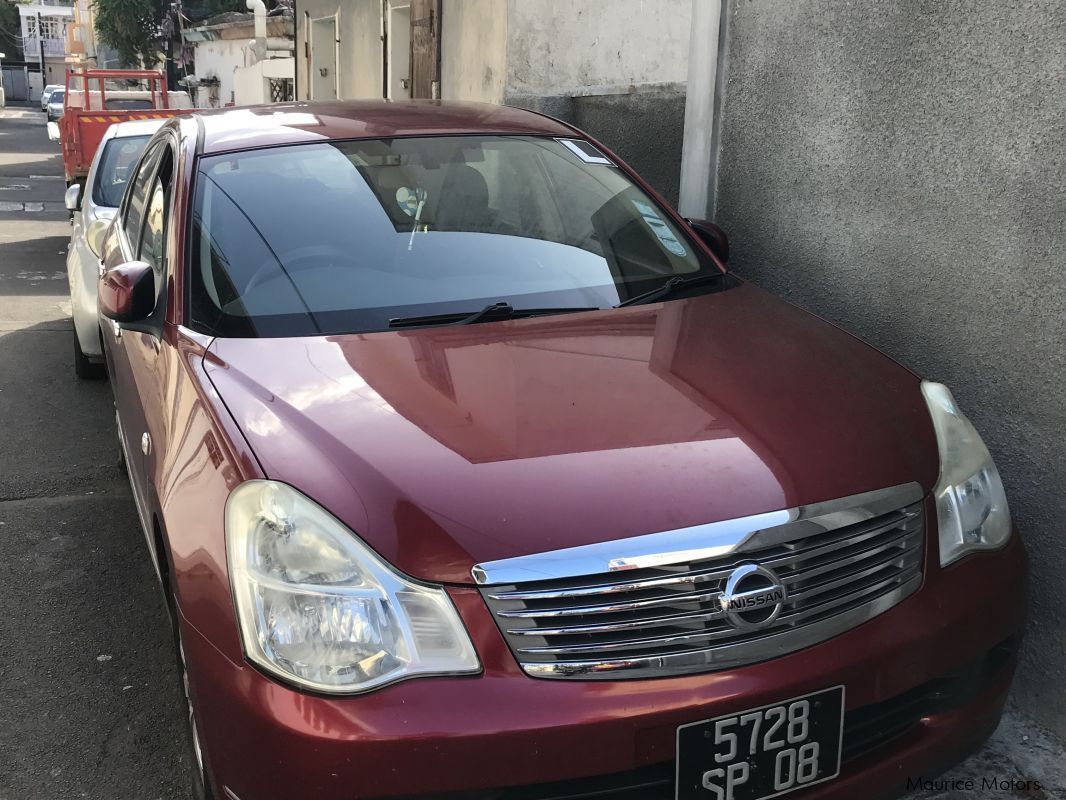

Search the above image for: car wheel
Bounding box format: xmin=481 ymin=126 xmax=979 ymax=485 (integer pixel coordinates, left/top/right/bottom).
xmin=73 ymin=324 xmax=106 ymax=379
xmin=168 ymin=590 xmax=217 ymax=800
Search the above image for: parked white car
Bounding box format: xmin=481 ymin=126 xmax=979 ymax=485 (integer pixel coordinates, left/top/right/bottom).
xmin=65 ymin=118 xmax=164 ymax=378
xmin=40 ymin=84 xmax=62 ymax=111
xmin=45 ymin=88 xmax=65 ymax=122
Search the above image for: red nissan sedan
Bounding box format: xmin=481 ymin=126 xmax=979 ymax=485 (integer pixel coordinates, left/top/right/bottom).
xmin=90 ymin=102 xmax=1025 ymax=800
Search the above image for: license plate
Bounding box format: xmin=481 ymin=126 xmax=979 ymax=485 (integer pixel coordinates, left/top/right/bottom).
xmin=676 ymin=686 xmax=845 ymax=800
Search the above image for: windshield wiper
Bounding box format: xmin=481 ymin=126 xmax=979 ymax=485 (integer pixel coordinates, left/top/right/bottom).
xmin=389 ymin=302 xmax=599 ymax=329
xmin=614 ymin=272 xmax=727 ymax=308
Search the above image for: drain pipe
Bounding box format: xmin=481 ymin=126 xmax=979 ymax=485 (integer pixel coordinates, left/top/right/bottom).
xmin=246 ymin=0 xmax=268 ymax=63
xmin=678 ymin=0 xmax=725 ymax=219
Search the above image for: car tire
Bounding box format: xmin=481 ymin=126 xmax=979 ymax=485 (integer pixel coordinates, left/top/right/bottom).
xmin=166 ymin=588 xmax=218 ymax=800
xmin=73 ymin=324 xmax=106 ymax=380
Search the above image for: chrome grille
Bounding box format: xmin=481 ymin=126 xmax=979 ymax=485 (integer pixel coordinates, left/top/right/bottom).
xmin=476 ymin=484 xmax=925 ymax=679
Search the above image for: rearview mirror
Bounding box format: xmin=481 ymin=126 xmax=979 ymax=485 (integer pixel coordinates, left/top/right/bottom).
xmin=64 ymin=183 xmax=81 ymax=212
xmin=86 ymin=217 xmax=110 ymax=259
xmin=686 ymin=219 xmax=730 ymax=264
xmin=99 ymin=261 xmax=155 ymax=323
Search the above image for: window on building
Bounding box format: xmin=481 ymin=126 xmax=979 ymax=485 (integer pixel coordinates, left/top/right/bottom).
xmin=269 ymin=78 xmax=295 ymax=103
xmin=41 ymin=17 xmax=68 ymax=39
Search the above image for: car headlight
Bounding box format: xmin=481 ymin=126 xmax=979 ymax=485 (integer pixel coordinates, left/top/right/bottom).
xmin=921 ymin=382 xmax=1011 ymax=567
xmin=226 ymin=481 xmax=480 ymax=693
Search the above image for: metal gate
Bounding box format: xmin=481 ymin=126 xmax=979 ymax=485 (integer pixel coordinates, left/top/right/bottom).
xmin=1 ymin=67 xmax=30 ymax=101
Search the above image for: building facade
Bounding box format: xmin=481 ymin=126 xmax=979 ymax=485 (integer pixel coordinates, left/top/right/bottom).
xmin=183 ymin=11 xmax=295 ymax=108
xmin=18 ymin=0 xmax=74 ymax=92
xmin=64 ymin=0 xmax=120 ymax=70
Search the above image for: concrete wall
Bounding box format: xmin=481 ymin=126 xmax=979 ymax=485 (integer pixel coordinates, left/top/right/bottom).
xmin=440 ymin=0 xmax=508 ymax=103
xmin=192 ymin=38 xmax=245 ymax=107
xmin=296 ymin=0 xmax=382 ymax=100
xmin=713 ymin=0 xmax=1066 ymax=735
xmin=501 ymin=0 xmax=691 ymax=207
xmin=505 ymin=0 xmax=690 ymax=95
xmin=510 ymin=89 xmax=688 ymax=208
xmin=234 ymin=57 xmax=295 ymax=105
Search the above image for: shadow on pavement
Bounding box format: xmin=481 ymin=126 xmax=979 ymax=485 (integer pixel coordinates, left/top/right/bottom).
xmin=0 ymin=316 xmax=192 ymax=799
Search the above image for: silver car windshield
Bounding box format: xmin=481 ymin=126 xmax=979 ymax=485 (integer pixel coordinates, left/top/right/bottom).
xmin=92 ymin=135 xmax=151 ymax=208
xmin=188 ymin=135 xmax=718 ymax=337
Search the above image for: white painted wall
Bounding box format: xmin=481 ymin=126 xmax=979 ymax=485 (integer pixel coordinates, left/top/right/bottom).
xmin=504 ymin=0 xmax=691 ymax=96
xmin=440 ymin=0 xmax=508 ymax=103
xmin=192 ymin=38 xmax=246 ymax=107
xmin=234 ymin=57 xmax=295 ymax=105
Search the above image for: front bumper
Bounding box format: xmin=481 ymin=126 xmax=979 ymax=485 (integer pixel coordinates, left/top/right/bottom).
xmin=182 ymin=533 xmax=1025 ymax=800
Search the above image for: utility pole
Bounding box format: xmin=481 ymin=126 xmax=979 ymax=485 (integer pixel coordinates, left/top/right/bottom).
xmin=36 ymin=12 xmax=46 ymax=86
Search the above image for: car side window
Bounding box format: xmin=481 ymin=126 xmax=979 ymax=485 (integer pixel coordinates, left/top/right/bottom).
xmin=138 ymin=148 xmax=174 ymax=297
xmin=122 ymin=141 xmax=163 ymax=249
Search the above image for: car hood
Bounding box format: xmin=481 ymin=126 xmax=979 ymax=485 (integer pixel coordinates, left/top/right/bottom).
xmin=204 ymin=281 xmax=939 ymax=585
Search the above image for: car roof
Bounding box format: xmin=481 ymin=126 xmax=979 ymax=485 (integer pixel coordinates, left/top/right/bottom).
xmin=194 ymin=100 xmax=575 ymax=155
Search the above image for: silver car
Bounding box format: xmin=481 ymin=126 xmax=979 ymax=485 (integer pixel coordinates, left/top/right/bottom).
xmin=65 ymin=119 xmax=164 ymax=378
xmin=45 ymin=88 xmax=65 ymax=121
xmin=40 ymin=84 xmax=62 ymax=111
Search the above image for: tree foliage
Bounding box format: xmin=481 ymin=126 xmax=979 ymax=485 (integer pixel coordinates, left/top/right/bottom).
xmin=0 ymin=0 xmax=24 ymax=60
xmin=186 ymin=0 xmax=248 ymax=20
xmin=93 ymin=0 xmax=164 ymax=68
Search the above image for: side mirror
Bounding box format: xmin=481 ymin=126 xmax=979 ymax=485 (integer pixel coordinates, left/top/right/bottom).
xmin=99 ymin=261 xmax=155 ymax=323
xmin=46 ymin=120 xmax=60 ymax=141
xmin=64 ymin=183 xmax=82 ymax=212
xmin=86 ymin=217 xmax=110 ymax=259
xmin=686 ymin=219 xmax=730 ymax=264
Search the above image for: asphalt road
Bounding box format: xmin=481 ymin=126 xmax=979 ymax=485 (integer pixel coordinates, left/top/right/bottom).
xmin=0 ymin=104 xmax=191 ymax=799
xmin=0 ymin=102 xmax=1060 ymax=800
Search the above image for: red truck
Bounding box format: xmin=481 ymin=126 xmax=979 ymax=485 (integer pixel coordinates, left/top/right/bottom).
xmin=58 ymin=68 xmax=193 ymax=188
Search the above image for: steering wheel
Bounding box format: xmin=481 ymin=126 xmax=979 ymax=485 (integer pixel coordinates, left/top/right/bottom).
xmin=240 ymin=244 xmax=358 ymax=299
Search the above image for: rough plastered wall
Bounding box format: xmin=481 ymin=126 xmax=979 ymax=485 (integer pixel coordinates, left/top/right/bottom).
xmin=504 ymin=0 xmax=690 ymax=96
xmin=713 ymin=0 xmax=1066 ymax=735
xmin=440 ymin=0 xmax=508 ymax=103
xmin=192 ymin=38 xmax=245 ymax=107
xmin=502 ymin=0 xmax=692 ymax=206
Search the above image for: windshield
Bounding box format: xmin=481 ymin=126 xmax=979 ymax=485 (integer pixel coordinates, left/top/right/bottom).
xmin=106 ymin=99 xmax=154 ymax=111
xmin=188 ymin=135 xmax=718 ymax=337
xmin=92 ymin=135 xmax=151 ymax=208
xmin=50 ymin=91 xmax=64 ymax=104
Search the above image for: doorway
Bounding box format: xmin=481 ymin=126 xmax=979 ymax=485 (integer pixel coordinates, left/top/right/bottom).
xmin=386 ymin=2 xmax=411 ymax=100
xmin=409 ymin=0 xmax=441 ymax=99
xmin=310 ymin=16 xmax=338 ymax=100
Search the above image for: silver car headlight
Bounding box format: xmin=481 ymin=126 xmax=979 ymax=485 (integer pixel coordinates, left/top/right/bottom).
xmin=921 ymin=382 xmax=1011 ymax=567
xmin=226 ymin=481 xmax=480 ymax=693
